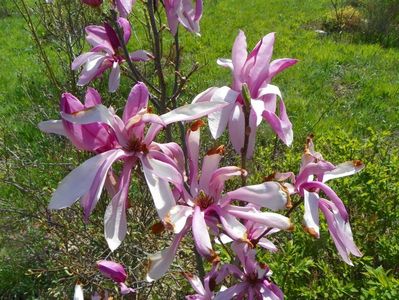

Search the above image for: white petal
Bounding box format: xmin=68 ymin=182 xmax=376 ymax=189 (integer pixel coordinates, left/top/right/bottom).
xmin=142 ymin=160 xmax=176 ymax=219
xmin=303 ymin=191 xmax=320 ymax=238
xmin=208 ymin=87 xmax=238 ymax=139
xmin=168 ymin=205 xmax=193 ymax=234
xmin=160 ymin=101 xmax=228 ymax=125
xmin=323 ymin=161 xmax=365 ymax=182
xmin=73 ymin=284 xmax=84 ymax=300
xmin=38 ymin=120 xmax=67 ymax=136
xmin=49 ymin=150 xmax=124 ymax=210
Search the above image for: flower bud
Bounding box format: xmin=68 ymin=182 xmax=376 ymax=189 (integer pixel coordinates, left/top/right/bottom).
xmin=97 ymin=260 xmax=127 ymax=283
xmin=241 ymin=83 xmax=251 ymax=109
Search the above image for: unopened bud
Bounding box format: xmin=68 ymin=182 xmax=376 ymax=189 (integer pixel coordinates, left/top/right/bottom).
xmin=241 ymin=83 xmax=251 ymax=109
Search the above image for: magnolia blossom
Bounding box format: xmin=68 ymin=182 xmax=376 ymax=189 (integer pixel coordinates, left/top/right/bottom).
xmin=97 ymin=260 xmax=135 ymax=294
xmin=81 ymin=0 xmax=136 ymax=17
xmin=39 ymin=82 xmax=227 ymax=251
xmin=214 ymin=243 xmax=283 ymax=300
xmin=272 ymin=135 xmax=364 ymax=265
xmin=164 ymin=0 xmax=203 ymax=35
xmin=194 ymin=31 xmax=297 ymax=158
xmin=72 ymin=18 xmax=151 ymax=92
xmin=146 ymin=114 xmax=293 ymax=281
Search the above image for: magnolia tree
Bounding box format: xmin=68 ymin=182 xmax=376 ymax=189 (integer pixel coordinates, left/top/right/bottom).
xmin=37 ymin=0 xmax=364 ymax=298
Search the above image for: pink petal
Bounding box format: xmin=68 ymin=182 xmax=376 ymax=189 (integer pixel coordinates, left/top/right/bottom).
xmin=85 ymin=25 xmax=113 ymax=52
xmin=77 ymin=54 xmax=108 ymax=86
xmin=186 ymin=121 xmax=202 ymax=189
xmin=117 ymin=17 xmax=131 ymax=44
xmin=115 ymin=0 xmax=135 ymax=18
xmin=269 ymin=58 xmax=298 ymax=79
xmin=49 ymin=149 xmax=126 ymax=210
xmin=84 ymin=87 xmax=102 ymax=107
xmin=97 ymin=260 xmax=127 ymax=282
xmin=300 ymin=181 xmax=349 ymax=221
xmin=192 ymin=87 xmax=218 ymax=104
xmin=71 ymin=52 xmax=100 ymax=70
xmin=104 ymin=159 xmax=134 ymax=251
xmin=208 ymin=166 xmax=244 ymax=198
xmin=123 ymin=82 xmax=149 ymax=123
xmin=184 ymin=273 xmax=206 ymax=295
xmin=108 ymin=61 xmax=120 ymax=92
xmin=225 ymin=182 xmax=288 ymax=211
xmin=232 ymin=30 xmax=248 ymax=90
xmin=262 ymin=96 xmax=293 ymax=146
xmin=245 ymin=32 xmax=275 ymax=94
xmin=129 ymin=50 xmax=152 ymax=61
xmin=192 ymin=206 xmax=213 ymax=258
xmin=198 ymin=147 xmax=224 ymax=193
xmin=119 ymin=282 xmax=135 ymax=295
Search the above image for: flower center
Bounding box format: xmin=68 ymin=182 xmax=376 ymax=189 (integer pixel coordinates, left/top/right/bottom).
xmin=194 ymin=190 xmax=214 ymax=211
xmin=126 ymin=138 xmax=148 ymax=153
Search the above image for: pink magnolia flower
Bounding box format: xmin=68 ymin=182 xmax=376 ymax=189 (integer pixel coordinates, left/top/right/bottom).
xmin=215 ymin=243 xmax=283 ymax=300
xmin=146 ymin=117 xmax=293 ymax=282
xmin=97 ymin=260 xmax=135 ymax=295
xmin=39 ymin=82 xmax=227 ymax=251
xmin=39 ymin=87 xmax=118 ymax=153
xmin=81 ymin=0 xmax=136 ymax=17
xmin=164 ymin=0 xmax=203 ymax=35
xmin=72 ymin=18 xmax=151 ymax=92
xmin=194 ymin=31 xmax=297 ymax=158
xmin=273 ymin=135 xmax=364 ymax=265
xmin=114 ymin=0 xmax=136 ymax=18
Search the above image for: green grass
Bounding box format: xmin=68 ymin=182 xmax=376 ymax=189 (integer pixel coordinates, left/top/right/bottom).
xmin=1 ymin=0 xmax=398 ymax=298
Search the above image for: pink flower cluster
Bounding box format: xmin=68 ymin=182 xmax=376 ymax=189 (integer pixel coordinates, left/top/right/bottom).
xmin=41 ymin=2 xmax=364 ymax=298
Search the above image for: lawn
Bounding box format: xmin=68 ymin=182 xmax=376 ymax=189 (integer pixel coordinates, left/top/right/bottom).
xmin=1 ymin=0 xmax=398 ymax=298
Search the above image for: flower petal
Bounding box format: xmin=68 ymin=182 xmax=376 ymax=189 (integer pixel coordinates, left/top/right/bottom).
xmin=322 ymin=161 xmax=364 ymax=183
xmin=192 ymin=206 xmax=213 ymax=258
xmin=97 ymin=260 xmax=127 ymax=282
xmin=49 ymin=149 xmax=125 ymax=210
xmin=225 ymin=182 xmax=288 ymax=211
xmin=208 ymin=87 xmax=238 ymax=139
xmin=123 ymin=82 xmax=149 ymax=123
xmin=226 ymin=205 xmax=293 ymax=230
xmin=160 ymin=100 xmax=228 ymax=125
xmin=303 ymin=191 xmax=320 ymax=238
xmin=141 ymin=158 xmax=176 ymax=219
xmin=168 ymin=205 xmax=193 ymax=234
xmin=38 ymin=120 xmax=67 ymax=137
xmin=104 ymin=159 xmax=134 ymax=251
xmin=108 ymin=61 xmax=120 ymax=92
